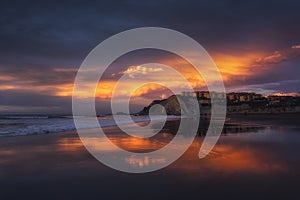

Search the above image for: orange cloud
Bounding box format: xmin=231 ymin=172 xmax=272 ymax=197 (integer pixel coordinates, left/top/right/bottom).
xmin=120 ymin=65 xmax=164 ymax=78
xmin=255 ymin=51 xmax=282 ymax=64
xmin=212 ymin=52 xmax=266 ymax=79
xmin=53 ymin=68 xmax=78 ymax=72
xmin=2 ymin=46 xmax=299 ymax=102
xmin=54 ymin=84 xmax=76 ymax=96
xmin=0 ymin=75 xmax=15 ymax=81
xmin=97 ymin=81 xmax=166 ymax=99
xmin=131 ymin=83 xmax=166 ymax=97
xmin=96 ymin=81 xmax=116 ymax=99
xmin=292 ymin=44 xmax=300 ymax=49
xmin=0 ymin=82 xmax=76 ymax=97
xmin=0 ymin=85 xmax=20 ymax=90
xmin=271 ymin=92 xmax=299 ymax=97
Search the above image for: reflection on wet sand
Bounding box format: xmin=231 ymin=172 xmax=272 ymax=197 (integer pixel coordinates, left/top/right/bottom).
xmin=56 ymin=134 xmax=288 ymax=175
xmin=163 ymin=119 xmax=266 ymax=136
xmin=1 ymin=114 xmax=300 ymax=199
xmin=58 ymin=131 xmax=172 ymax=153
xmin=1 ymin=116 xmax=298 ymax=177
xmin=54 ymin=122 xmax=289 ymax=175
xmin=171 ymin=140 xmax=287 ymax=175
xmin=125 ymin=156 xmax=166 ymax=167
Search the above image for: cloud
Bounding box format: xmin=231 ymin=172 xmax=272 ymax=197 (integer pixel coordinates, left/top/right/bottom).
xmin=292 ymin=44 xmax=300 ymax=49
xmin=222 ymin=43 xmax=300 ymax=95
xmin=271 ymin=92 xmax=299 ymax=96
xmin=227 ymin=78 xmax=300 ymax=96
xmin=120 ymin=65 xmax=164 ymax=78
xmin=255 ymin=51 xmax=282 ymax=64
xmin=1 ymin=0 xmax=300 ymax=114
xmin=131 ymin=84 xmax=168 ymax=98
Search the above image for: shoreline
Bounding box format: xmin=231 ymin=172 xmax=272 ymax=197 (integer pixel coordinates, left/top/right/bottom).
xmin=1 ymin=113 xmax=300 ymax=200
xmin=1 ymin=112 xmax=299 ymax=138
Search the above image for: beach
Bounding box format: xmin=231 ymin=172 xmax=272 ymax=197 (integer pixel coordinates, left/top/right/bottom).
xmin=0 ymin=114 xmax=300 ymax=200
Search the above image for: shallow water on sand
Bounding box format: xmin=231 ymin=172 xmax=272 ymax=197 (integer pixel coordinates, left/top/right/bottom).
xmin=0 ymin=114 xmax=299 ymax=200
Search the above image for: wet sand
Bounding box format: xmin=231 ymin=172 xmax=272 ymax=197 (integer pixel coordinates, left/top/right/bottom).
xmin=1 ymin=114 xmax=300 ymax=200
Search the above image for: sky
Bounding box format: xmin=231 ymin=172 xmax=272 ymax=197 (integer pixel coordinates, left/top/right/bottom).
xmin=0 ymin=0 xmax=300 ymax=114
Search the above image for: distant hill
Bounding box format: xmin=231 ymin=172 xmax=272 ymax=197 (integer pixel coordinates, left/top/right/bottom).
xmin=137 ymin=95 xmax=199 ymax=116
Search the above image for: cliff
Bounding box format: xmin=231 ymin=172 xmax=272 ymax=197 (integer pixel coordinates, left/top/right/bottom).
xmin=137 ymin=95 xmax=199 ymax=116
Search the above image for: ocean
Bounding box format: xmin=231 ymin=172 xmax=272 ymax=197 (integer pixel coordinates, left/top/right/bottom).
xmin=0 ymin=115 xmax=179 ymax=136
xmin=0 ymin=113 xmax=300 ymax=199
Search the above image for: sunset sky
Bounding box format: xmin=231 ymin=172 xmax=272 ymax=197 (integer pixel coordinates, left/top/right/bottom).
xmin=0 ymin=0 xmax=300 ymax=114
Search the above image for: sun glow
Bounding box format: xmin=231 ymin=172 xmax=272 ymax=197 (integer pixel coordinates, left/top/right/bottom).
xmin=0 ymin=50 xmax=290 ymax=101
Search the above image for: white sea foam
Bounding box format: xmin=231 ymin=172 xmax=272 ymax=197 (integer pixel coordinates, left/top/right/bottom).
xmin=0 ymin=115 xmax=180 ymax=137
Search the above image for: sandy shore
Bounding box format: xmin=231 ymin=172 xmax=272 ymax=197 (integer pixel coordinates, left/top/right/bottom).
xmin=227 ymin=112 xmax=300 ymax=124
xmin=1 ymin=115 xmax=300 ymax=200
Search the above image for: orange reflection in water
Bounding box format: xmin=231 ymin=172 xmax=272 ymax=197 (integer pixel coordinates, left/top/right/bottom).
xmin=57 ymin=137 xmax=85 ymax=152
xmin=171 ymin=140 xmax=287 ymax=175
xmin=125 ymin=156 xmax=166 ymax=167
xmin=56 ymin=132 xmax=288 ymax=174
xmin=0 ymin=149 xmax=15 ymax=165
xmin=58 ymin=132 xmax=171 ymax=152
xmin=107 ymin=133 xmax=172 ymax=152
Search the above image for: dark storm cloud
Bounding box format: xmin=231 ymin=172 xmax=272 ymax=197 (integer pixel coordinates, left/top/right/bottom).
xmin=0 ymin=89 xmax=71 ymax=107
xmin=1 ymin=0 xmax=300 ymax=113
xmin=0 ymin=89 xmax=113 ymax=114
xmin=1 ymin=0 xmax=300 ymax=64
xmin=0 ymin=67 xmax=76 ymax=86
xmin=0 ymin=0 xmax=142 ymax=68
